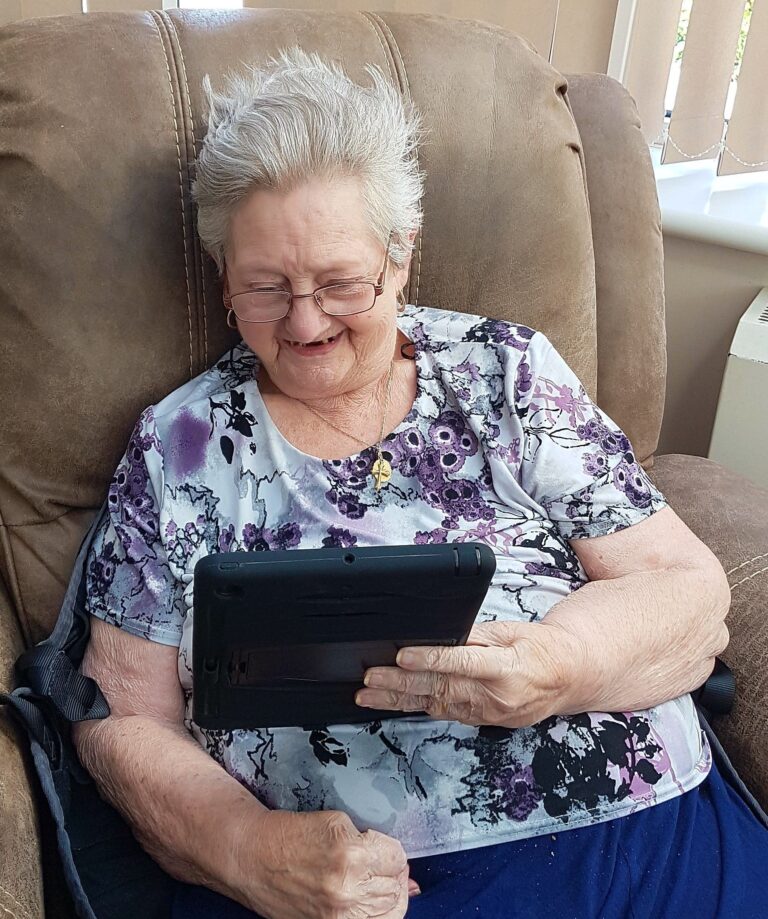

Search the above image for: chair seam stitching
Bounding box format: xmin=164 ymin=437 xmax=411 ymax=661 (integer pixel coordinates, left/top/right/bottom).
xmin=0 ymin=883 xmax=33 ymax=919
xmin=200 ymin=248 xmax=209 ymax=365
xmin=379 ymin=18 xmax=411 ymax=99
xmin=0 ymin=507 xmax=32 ymax=648
xmin=365 ymin=12 xmax=424 ymax=305
xmin=730 ymin=564 xmax=768 ymax=593
xmin=0 ymin=507 xmax=98 ymax=531
xmin=150 ymin=11 xmax=194 ymax=380
xmin=0 ymin=775 xmax=35 ymax=811
xmin=726 ymin=552 xmax=768 ymax=576
xmin=358 ymin=12 xmax=396 ymax=84
xmin=166 ymin=13 xmax=207 ymax=368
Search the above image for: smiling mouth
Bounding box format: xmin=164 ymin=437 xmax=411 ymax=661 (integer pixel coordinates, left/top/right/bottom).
xmin=287 ymin=334 xmax=340 ymax=348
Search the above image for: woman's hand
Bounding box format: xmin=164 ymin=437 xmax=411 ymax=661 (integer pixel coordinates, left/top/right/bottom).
xmin=355 ymin=620 xmax=586 ymax=729
xmin=239 ymin=808 xmax=417 ymax=919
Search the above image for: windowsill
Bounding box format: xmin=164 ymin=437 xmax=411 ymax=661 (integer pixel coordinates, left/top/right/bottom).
xmin=651 ymin=146 xmax=768 ymax=256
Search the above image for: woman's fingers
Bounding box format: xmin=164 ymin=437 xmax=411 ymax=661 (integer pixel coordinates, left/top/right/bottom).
xmin=396 ymin=644 xmax=512 ymax=679
xmin=359 ymin=829 xmax=408 ymax=878
xmin=351 ymin=845 xmax=411 ymax=918
xmin=356 ymin=688 xmax=432 ymax=711
xmin=360 ymin=661 xmax=502 ymax=702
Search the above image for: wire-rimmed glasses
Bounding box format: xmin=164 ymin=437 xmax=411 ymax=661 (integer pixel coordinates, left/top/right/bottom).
xmin=224 ymin=241 xmax=390 ymax=324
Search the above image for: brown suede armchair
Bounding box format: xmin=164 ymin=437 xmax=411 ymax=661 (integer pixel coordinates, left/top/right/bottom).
xmin=1 ymin=9 xmax=767 ymax=918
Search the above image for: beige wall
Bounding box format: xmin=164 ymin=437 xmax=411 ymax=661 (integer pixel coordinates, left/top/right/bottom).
xmin=659 ymin=236 xmax=768 ymax=458
xmin=1 ymin=0 xmax=618 ymax=72
xmin=241 ymin=0 xmax=618 ymax=73
xmin=1 ymin=0 xmax=78 ymax=26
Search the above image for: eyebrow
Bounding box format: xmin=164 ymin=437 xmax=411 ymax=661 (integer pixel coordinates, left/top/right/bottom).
xmin=242 ymin=268 xmax=374 ymax=288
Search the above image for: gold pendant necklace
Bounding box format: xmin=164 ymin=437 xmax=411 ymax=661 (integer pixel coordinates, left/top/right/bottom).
xmin=371 ymin=454 xmax=392 ymax=490
xmin=297 ymin=361 xmax=396 ymax=491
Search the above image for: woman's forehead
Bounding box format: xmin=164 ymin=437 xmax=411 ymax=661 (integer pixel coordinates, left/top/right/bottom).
xmin=230 ymin=176 xmax=367 ymax=236
xmin=226 ymin=182 xmax=382 ymax=278
xmin=228 ymin=232 xmax=379 ymax=277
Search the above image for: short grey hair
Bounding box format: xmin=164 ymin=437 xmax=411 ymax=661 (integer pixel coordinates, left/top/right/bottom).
xmin=193 ymin=47 xmax=424 ymax=274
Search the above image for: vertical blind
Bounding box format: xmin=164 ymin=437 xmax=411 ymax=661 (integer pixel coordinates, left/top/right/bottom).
xmin=621 ymin=0 xmax=682 ymax=148
xmin=626 ymin=0 xmax=766 ymax=176
xmin=718 ymin=0 xmax=768 ymax=174
xmin=661 ymin=0 xmax=747 ymax=166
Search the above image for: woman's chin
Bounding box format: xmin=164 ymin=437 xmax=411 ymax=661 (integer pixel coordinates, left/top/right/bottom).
xmin=272 ymin=359 xmax=350 ymax=401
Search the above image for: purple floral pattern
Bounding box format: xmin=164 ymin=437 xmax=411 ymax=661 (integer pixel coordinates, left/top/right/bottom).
xmin=85 ymin=306 xmax=709 ymax=858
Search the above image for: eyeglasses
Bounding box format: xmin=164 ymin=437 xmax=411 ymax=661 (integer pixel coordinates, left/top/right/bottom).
xmin=224 ymin=242 xmax=390 ymax=324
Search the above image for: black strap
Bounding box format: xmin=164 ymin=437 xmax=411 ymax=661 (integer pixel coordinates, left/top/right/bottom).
xmin=13 ymin=503 xmax=111 ymax=729
xmin=17 ymin=647 xmax=110 ymax=723
xmin=692 ymin=658 xmax=736 ymax=717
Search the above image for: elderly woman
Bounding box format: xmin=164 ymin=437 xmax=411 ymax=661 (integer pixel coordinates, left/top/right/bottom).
xmin=74 ymin=50 xmax=767 ymax=919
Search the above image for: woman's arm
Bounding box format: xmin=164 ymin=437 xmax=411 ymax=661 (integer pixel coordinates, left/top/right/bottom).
xmin=539 ymin=505 xmax=730 ymax=713
xmin=74 ymin=619 xmax=412 ymax=919
xmin=73 ymin=619 xmax=271 ymax=898
xmin=357 ymin=508 xmax=730 ymax=725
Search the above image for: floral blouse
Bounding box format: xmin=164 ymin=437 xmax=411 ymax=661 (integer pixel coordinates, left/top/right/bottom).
xmin=85 ymin=307 xmax=711 ymax=858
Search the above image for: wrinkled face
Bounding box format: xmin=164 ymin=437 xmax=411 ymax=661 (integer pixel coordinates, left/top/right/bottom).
xmin=224 ymin=176 xmax=408 ymax=402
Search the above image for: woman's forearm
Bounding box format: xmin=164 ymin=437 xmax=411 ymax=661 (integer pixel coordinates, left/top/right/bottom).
xmin=542 ymin=561 xmax=730 ymax=714
xmin=72 ymin=714 xmax=268 ymax=904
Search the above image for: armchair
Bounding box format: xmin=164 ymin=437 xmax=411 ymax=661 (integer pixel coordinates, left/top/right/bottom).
xmin=1 ymin=9 xmax=766 ymax=918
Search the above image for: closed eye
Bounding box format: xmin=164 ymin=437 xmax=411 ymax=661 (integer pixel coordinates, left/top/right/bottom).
xmin=322 ymin=275 xmax=368 ymax=285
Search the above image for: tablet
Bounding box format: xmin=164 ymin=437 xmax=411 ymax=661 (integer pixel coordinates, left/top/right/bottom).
xmin=192 ymin=542 xmax=496 ymax=729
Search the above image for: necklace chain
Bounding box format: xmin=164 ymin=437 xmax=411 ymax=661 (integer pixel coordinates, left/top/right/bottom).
xmin=296 ymin=362 xmax=396 ymax=489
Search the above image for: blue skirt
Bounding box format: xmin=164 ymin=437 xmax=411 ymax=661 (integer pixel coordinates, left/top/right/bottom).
xmin=172 ymin=751 xmax=768 ymax=919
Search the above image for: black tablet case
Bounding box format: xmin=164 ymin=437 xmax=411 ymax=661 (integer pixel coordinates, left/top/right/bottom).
xmin=192 ymin=543 xmax=495 ymax=729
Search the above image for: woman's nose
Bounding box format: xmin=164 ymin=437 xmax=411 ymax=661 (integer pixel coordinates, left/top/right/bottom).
xmin=282 ymin=293 xmax=334 ymax=341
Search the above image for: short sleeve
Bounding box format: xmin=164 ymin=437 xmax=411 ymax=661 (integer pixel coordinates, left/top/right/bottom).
xmin=85 ymin=406 xmax=185 ymax=645
xmin=512 ymin=333 xmax=668 ymax=539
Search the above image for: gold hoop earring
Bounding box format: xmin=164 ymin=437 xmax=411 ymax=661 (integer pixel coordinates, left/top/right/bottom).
xmin=396 ymin=290 xmax=407 ymax=315
xmin=226 ymin=308 xmax=238 ymax=330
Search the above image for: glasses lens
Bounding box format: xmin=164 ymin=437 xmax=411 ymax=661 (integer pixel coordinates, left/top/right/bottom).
xmin=231 ymin=291 xmax=292 ymax=322
xmin=318 ymin=283 xmax=377 ymax=316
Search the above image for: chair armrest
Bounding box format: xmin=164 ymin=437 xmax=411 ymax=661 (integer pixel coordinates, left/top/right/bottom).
xmin=650 ymin=454 xmax=768 ymax=812
xmin=0 ymin=576 xmax=45 ymax=919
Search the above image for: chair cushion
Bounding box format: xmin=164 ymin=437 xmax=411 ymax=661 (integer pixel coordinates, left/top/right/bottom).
xmin=0 ymin=577 xmax=45 ymax=919
xmin=650 ymin=454 xmax=768 ymax=810
xmin=566 ymin=74 xmax=666 ymax=466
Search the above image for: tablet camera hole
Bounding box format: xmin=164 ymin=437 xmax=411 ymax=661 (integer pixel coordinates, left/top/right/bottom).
xmin=215 ymin=584 xmax=243 ymax=599
xmin=343 ymin=553 xmax=355 ymax=565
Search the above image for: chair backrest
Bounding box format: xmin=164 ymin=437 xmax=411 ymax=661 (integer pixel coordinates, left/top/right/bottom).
xmin=0 ymin=9 xmax=665 ymax=646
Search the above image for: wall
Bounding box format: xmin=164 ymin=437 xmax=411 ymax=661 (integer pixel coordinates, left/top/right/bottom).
xmin=0 ymin=0 xmax=619 ymax=74
xmin=1 ymin=0 xmax=77 ymax=25
xmin=240 ymin=0 xmax=618 ymax=73
xmin=659 ymin=236 xmax=768 ymax=459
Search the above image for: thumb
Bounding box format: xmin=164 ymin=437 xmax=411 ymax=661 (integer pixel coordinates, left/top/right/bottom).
xmin=408 ymin=877 xmax=421 ymax=897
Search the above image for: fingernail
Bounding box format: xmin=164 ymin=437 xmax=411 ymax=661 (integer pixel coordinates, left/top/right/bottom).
xmin=397 ymin=649 xmax=416 ymax=667
xmin=355 ymin=692 xmax=374 ymax=708
xmin=364 ymin=671 xmax=384 ymax=687
xmin=408 ymin=880 xmax=421 ymax=896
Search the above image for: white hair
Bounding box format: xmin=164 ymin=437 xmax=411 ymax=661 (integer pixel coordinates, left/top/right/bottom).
xmin=193 ymin=47 xmax=424 ymax=274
